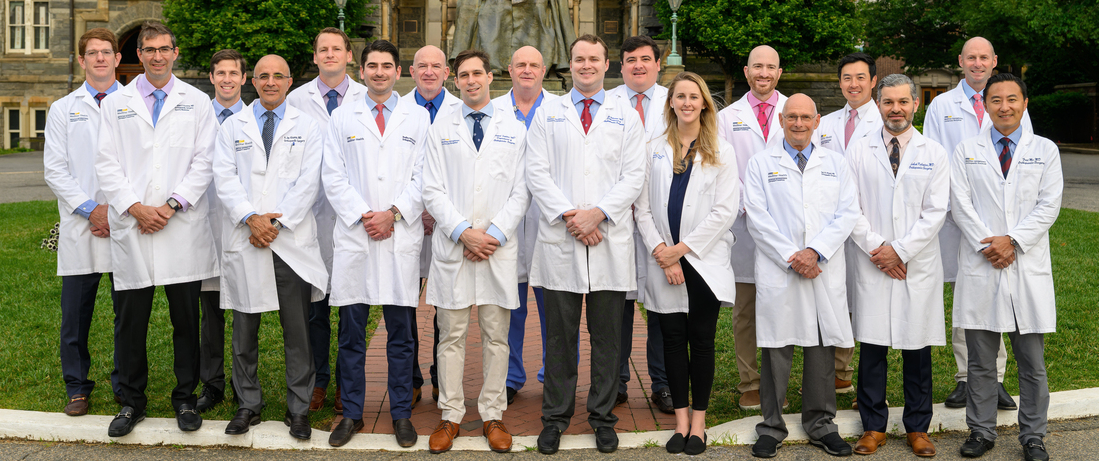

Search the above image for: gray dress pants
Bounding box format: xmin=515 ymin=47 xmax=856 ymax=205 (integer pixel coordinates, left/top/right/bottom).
xmin=965 ymin=329 xmax=1048 ymax=444
xmin=756 ymin=342 xmax=839 ymax=441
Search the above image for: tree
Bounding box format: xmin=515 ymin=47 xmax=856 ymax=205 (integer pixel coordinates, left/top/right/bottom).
xmin=860 ymin=0 xmax=964 ymax=74
xmin=162 ymin=0 xmax=370 ymax=77
xmin=655 ymin=0 xmax=863 ymax=99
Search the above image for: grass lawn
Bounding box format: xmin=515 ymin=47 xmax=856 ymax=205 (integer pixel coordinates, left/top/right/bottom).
xmin=1 ymin=200 xmax=1096 ymax=432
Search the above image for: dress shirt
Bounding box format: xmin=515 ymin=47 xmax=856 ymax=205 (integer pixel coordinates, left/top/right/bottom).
xmin=448 ymin=101 xmax=508 ymax=246
xmin=413 ymin=89 xmax=446 ymax=122
xmin=74 ymin=81 xmax=121 ymax=219
xmin=569 ymin=88 xmax=605 ymax=119
xmin=212 ymin=98 xmax=244 ymax=123
xmin=318 ymin=75 xmax=350 ymax=108
xmin=134 ymin=74 xmax=191 ymax=212
xmin=992 ymin=124 xmax=1023 ymax=158
xmin=882 ymin=126 xmax=915 ymax=160
xmin=625 ymin=84 xmax=657 ymax=118
xmin=511 ymin=91 xmax=545 ymax=129
xmin=783 ymin=139 xmax=823 ymax=261
xmin=747 ymin=90 xmax=780 ymax=121
xmin=369 ymin=92 xmax=398 ymax=125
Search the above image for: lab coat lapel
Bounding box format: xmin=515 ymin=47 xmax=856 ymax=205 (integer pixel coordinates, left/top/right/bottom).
xmin=356 ymin=100 xmax=383 ymax=140
xmin=383 ymin=96 xmax=408 ymax=144
xmin=774 ymin=147 xmax=800 ymax=173
xmin=157 ymin=83 xmax=185 ymax=123
xmin=895 ymin=134 xmax=921 ymax=184
xmin=867 ymin=134 xmax=895 ymax=182
xmin=561 ymin=97 xmax=585 ymax=135
xmin=733 ymin=96 xmax=766 ymax=142
xmin=124 ymin=88 xmax=154 ymax=128
xmin=452 ymin=111 xmax=477 ymax=152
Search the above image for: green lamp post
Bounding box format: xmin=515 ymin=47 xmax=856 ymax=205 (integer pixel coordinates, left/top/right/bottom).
xmin=335 ymin=0 xmax=348 ymax=32
xmin=666 ymin=0 xmax=683 ymax=66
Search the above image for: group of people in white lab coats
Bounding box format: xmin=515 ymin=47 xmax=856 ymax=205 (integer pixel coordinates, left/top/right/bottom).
xmin=44 ymin=19 xmax=1061 ymax=461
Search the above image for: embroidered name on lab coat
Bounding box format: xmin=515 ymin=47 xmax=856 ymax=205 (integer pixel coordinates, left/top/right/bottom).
xmin=116 ymin=108 xmax=137 ymax=121
xmin=492 ymin=134 xmax=516 ymax=145
xmin=821 ymin=171 xmax=838 ymax=178
xmin=1017 ymin=157 xmax=1045 ymax=166
xmin=909 ymin=161 xmax=935 ymax=171
xmin=401 ymin=136 xmax=417 ymax=145
xmin=69 ymin=112 xmax=89 ymax=123
xmin=767 ymin=171 xmax=788 ymax=183
xmin=441 ymin=138 xmax=459 ymax=146
xmin=603 ymin=116 xmax=624 ymax=126
xmin=283 ymin=135 xmax=304 ymax=143
xmin=174 ymin=104 xmax=194 ymax=112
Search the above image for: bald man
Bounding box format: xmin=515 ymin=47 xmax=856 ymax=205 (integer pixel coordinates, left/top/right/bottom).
xmin=214 ymin=55 xmax=327 ymax=441
xmin=745 ymin=95 xmax=858 ymax=458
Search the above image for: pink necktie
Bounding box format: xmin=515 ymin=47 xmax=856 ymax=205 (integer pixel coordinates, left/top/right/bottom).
xmin=844 ymin=109 xmax=857 ymax=148
xmin=634 ymin=94 xmax=645 ymax=127
xmin=374 ymin=104 xmax=385 ymax=136
xmin=757 ymin=102 xmax=770 ymax=141
xmin=973 ymin=94 xmax=985 ymax=127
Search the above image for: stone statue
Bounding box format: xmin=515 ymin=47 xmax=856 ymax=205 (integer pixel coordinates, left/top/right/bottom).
xmin=451 ymin=0 xmax=575 ymax=72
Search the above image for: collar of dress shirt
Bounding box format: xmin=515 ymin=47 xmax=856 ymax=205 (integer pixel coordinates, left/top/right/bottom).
xmin=318 ymin=75 xmax=350 ymax=98
xmin=135 ymin=74 xmax=176 ymax=114
xmin=253 ymin=99 xmax=288 ymax=126
xmin=783 ymin=139 xmax=814 ymax=161
xmin=882 ymin=125 xmax=914 ymax=158
xmin=213 ymin=98 xmax=244 ymax=115
xmin=992 ymin=124 xmax=1023 ymax=156
xmin=959 ymin=78 xmax=979 ymax=102
xmin=747 ymin=89 xmax=780 ymax=110
xmin=84 ymin=80 xmax=119 ymax=98
xmin=414 ymin=88 xmax=446 ymax=108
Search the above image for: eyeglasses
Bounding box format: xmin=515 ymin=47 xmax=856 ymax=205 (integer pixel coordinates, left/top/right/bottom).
xmin=84 ymin=50 xmax=115 ymax=58
xmin=784 ymin=114 xmax=815 ymax=123
xmin=256 ymin=73 xmax=288 ymax=82
xmin=140 ymin=46 xmax=175 ymax=56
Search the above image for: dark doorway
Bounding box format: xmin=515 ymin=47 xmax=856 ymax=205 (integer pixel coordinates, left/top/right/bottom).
xmin=115 ymin=27 xmax=144 ymax=85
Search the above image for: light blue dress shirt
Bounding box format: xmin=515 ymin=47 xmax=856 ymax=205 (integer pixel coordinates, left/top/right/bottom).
xmin=992 ymin=124 xmax=1022 ymax=158
xmin=213 ymin=98 xmax=244 ymax=124
xmin=570 ymin=88 xmax=604 ymax=119
xmin=782 ymin=140 xmax=824 ymax=261
xmin=511 ymin=91 xmax=545 ymax=129
xmin=369 ymin=93 xmax=399 ymax=126
xmin=624 ymin=84 xmax=656 ymax=119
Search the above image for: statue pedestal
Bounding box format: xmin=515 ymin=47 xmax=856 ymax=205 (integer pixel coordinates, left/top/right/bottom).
xmin=660 ymin=64 xmax=686 ymax=86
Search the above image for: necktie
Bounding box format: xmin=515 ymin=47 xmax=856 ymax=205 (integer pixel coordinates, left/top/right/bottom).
xmin=262 ymin=110 xmax=275 ymax=162
xmin=470 ymin=112 xmax=486 ymax=150
xmin=796 ymin=152 xmax=807 ymax=172
xmin=889 ymin=137 xmax=900 ymax=177
xmin=633 ymin=94 xmax=645 ymax=127
xmin=152 ymin=89 xmax=166 ymax=127
xmin=425 ymin=101 xmax=437 ymax=123
xmin=845 ymin=108 xmax=858 ymax=148
xmin=998 ymin=137 xmax=1012 ymax=178
xmin=973 ymin=94 xmax=985 ymax=127
xmin=757 ymin=102 xmax=771 ymax=141
xmin=325 ymin=89 xmax=339 ymax=115
xmin=374 ymin=104 xmax=386 ymax=136
xmin=94 ymin=92 xmax=107 ymax=107
xmin=581 ymin=98 xmax=594 ymax=134
xmin=218 ymin=108 xmax=233 ymax=125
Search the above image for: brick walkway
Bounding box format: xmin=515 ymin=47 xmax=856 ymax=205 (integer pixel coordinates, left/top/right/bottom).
xmin=342 ymin=286 xmax=676 ymax=437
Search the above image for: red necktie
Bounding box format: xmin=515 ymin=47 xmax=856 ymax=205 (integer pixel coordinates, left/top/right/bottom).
xmin=94 ymin=92 xmax=107 ymax=107
xmin=375 ymin=104 xmax=385 ymax=136
xmin=581 ymin=99 xmax=594 ymax=134
xmin=634 ymin=94 xmax=645 ymax=127
xmin=756 ymin=102 xmax=771 ymax=141
xmin=999 ymin=137 xmax=1012 ymax=178
xmin=974 ymin=94 xmax=985 ymax=127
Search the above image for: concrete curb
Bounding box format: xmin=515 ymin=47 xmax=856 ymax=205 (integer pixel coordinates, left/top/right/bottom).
xmin=1 ymin=388 xmax=1097 ymax=451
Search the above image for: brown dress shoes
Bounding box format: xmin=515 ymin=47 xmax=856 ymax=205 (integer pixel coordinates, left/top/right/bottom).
xmin=484 ymin=420 xmax=512 ymax=453
xmin=64 ymin=394 xmax=89 ymax=416
xmin=309 ymin=387 xmax=326 ymax=412
xmin=429 ymin=420 xmax=460 ymax=453
xmin=907 ymin=432 xmax=936 ymax=457
xmin=854 ymin=430 xmax=887 ymax=455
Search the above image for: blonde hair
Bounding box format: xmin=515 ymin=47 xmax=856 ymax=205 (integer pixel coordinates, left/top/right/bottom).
xmin=662 ymin=72 xmax=721 ymax=172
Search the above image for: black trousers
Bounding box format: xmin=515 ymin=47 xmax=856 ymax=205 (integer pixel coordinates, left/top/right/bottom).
xmin=856 ymin=343 xmax=933 ymax=433
xmin=655 ymin=259 xmax=721 ymax=411
xmin=114 ymin=281 xmax=201 ymax=413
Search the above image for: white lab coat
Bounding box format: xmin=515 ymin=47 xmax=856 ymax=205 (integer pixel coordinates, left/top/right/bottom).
xmin=201 ymin=105 xmax=231 ymax=292
xmin=526 ymin=92 xmax=646 ymax=293
xmin=403 ymin=88 xmax=463 ymax=279
xmin=846 ymin=129 xmax=949 ymax=349
xmin=322 ymin=92 xmax=430 ymax=307
xmin=949 ymin=129 xmax=1062 ymax=334
xmin=43 ymin=84 xmax=117 ymax=276
xmin=286 ymin=76 xmax=368 ymax=292
xmin=422 ymin=103 xmax=531 ymax=309
xmin=609 ymin=83 xmax=669 ymax=302
xmin=717 ymin=91 xmax=787 ymax=283
xmin=923 ymin=83 xmax=1033 ymax=282
xmin=744 ymin=142 xmax=859 ymax=348
xmin=814 ymin=103 xmax=882 ymax=156
xmin=634 ymin=137 xmax=739 ymax=313
xmin=493 ymin=89 xmax=558 ymax=284
xmin=95 ymin=76 xmax=219 ymax=290
xmin=213 ymin=103 xmax=329 ymax=313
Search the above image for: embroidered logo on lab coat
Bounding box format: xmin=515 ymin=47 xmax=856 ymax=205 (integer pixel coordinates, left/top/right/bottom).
xmin=441 ymin=138 xmax=459 ymax=146
xmin=820 ymin=134 xmax=833 ymax=145
xmin=234 ymin=139 xmax=253 ymax=152
xmin=731 ymin=121 xmax=751 ymax=132
xmin=546 ymin=115 xmax=566 ymax=123
xmin=767 ymin=171 xmax=789 ymax=183
xmin=943 ymin=115 xmax=964 ymax=123
xmin=69 ymin=112 xmax=89 ymax=123
xmin=174 ymin=104 xmax=194 ymax=112
xmin=964 ymin=157 xmax=986 ymax=165
xmin=346 ymin=135 xmax=364 ymax=143
xmin=117 ymin=108 xmax=136 ymax=121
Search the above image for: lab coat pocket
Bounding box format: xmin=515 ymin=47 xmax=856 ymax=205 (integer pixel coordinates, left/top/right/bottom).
xmin=278 ymin=142 xmax=304 ymax=179
xmin=170 ymin=116 xmax=195 ymax=148
xmin=1014 ymin=165 xmax=1044 ymax=202
xmin=488 ymin=149 xmax=518 ymax=182
xmin=902 ymin=172 xmax=931 ymax=204
xmin=432 ymin=232 xmax=463 ymax=263
xmin=536 ymin=217 xmax=567 ymax=244
xmin=754 ymin=259 xmax=788 ymax=288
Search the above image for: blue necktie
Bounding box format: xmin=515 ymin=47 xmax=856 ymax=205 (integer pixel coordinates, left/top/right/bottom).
xmin=425 ymin=101 xmax=437 ymax=123
xmin=471 ymin=112 xmax=485 ymax=150
xmin=262 ymin=111 xmax=275 ymax=162
xmin=325 ymin=89 xmax=339 ymax=115
xmin=152 ymin=89 xmax=166 ymax=126
xmin=218 ymin=108 xmax=232 ymax=125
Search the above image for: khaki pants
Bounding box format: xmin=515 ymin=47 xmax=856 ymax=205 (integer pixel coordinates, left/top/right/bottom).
xmin=436 ymin=304 xmax=511 ymax=423
xmin=733 ymin=283 xmax=760 ymax=393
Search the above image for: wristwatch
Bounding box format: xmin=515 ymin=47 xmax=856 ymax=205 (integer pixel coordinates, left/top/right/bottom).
xmin=271 ymin=218 xmax=284 ymax=230
xmin=1008 ymin=236 xmax=1019 ymax=248
xmin=166 ymin=197 xmax=182 ymax=211
xmin=390 ymin=206 xmax=402 ymax=222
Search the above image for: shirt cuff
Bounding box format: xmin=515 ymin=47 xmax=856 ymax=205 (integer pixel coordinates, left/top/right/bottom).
xmin=450 ymin=221 xmax=472 ymax=244
xmin=486 ymin=224 xmax=507 ymax=246
xmin=810 ymin=247 xmax=827 ymax=263
xmin=171 ymin=193 xmax=191 ymax=212
xmin=74 ymin=199 xmax=98 ymax=219
xmin=242 ymin=212 xmax=257 ymax=225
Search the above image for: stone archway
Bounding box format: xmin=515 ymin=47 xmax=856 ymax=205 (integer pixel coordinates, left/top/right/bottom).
xmin=106 ymin=3 xmax=164 ymax=85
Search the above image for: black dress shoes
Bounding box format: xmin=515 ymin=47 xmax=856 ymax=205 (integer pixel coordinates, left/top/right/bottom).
xmin=394 ymin=418 xmax=418 ymax=447
xmin=176 ymin=404 xmax=202 ymax=431
xmin=752 ymin=434 xmax=781 ymax=458
xmin=666 ymin=432 xmax=687 ymax=453
xmin=594 ymin=427 xmax=618 ymax=453
xmin=810 ymin=432 xmax=852 ymax=456
xmin=997 ymin=383 xmax=1018 ymax=410
xmin=1023 ymin=438 xmax=1049 ymax=461
xmin=537 ymin=426 xmax=562 ymax=454
xmin=945 ymin=381 xmax=967 ymax=408
xmin=329 ymin=417 xmax=364 ymax=447
xmin=195 ymin=384 xmax=224 ymax=413
xmin=224 ymin=408 xmax=260 ymax=435
xmin=506 ymin=386 xmax=518 ymax=405
xmin=684 ymin=432 xmax=707 ymax=455
xmin=651 ymin=387 xmax=675 ymax=414
xmin=284 ymin=411 xmax=311 ymax=440
xmin=614 ymin=391 xmax=628 ymax=406
xmin=959 ymin=432 xmax=995 ymax=457
xmin=107 ymin=406 xmax=145 ymax=437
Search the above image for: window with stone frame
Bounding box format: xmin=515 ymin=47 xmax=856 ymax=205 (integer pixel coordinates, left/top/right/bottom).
xmin=6 ymin=0 xmax=49 ymax=53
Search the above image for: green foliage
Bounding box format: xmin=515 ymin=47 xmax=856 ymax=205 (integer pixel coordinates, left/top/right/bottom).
xmin=912 ymin=101 xmax=927 ymax=133
xmin=654 ymin=0 xmax=862 ymax=77
xmin=162 ymin=0 xmax=371 ymax=77
xmin=860 ymin=0 xmax=963 ymax=74
xmin=1028 ymin=92 xmax=1093 ymax=142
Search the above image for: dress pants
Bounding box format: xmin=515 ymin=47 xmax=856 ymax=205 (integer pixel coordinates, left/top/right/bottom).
xmin=338 ymin=303 xmax=417 ymax=420
xmin=437 ymin=304 xmax=510 ymax=423
xmin=60 ymin=272 xmax=120 ymax=398
xmin=541 ymin=289 xmax=625 ymax=431
xmin=198 ymin=289 xmax=226 ymax=392
xmin=656 ymin=259 xmax=721 ymax=410
xmin=733 ymin=282 xmax=761 ymax=393
xmin=506 ymin=282 xmax=546 ymax=389
xmin=856 ymin=344 xmax=933 ymax=433
xmin=410 ymin=302 xmax=435 ymax=390
xmin=231 ymin=255 xmax=315 ymax=415
xmin=757 ymin=341 xmax=838 ymax=441
xmin=308 ymin=294 xmax=340 ymax=390
xmin=950 ymin=282 xmax=1007 ymax=382
xmin=114 ymin=280 xmax=202 ymax=413
xmin=966 ymin=329 xmax=1049 ymax=444
xmin=618 ymin=299 xmax=670 ymax=394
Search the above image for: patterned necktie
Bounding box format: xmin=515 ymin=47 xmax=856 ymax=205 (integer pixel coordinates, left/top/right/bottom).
xmin=999 ymin=137 xmax=1012 ymax=178
xmin=425 ymin=101 xmax=437 ymax=123
xmin=470 ymin=112 xmax=486 ymax=150
xmin=374 ymin=104 xmax=386 ymax=136
xmin=757 ymin=102 xmax=771 ymax=141
xmin=845 ymin=108 xmax=858 ymax=148
xmin=634 ymin=94 xmax=645 ymax=127
xmin=218 ymin=108 xmax=233 ymax=125
xmin=262 ymin=110 xmax=275 ymax=162
xmin=152 ymin=89 xmax=166 ymax=127
xmin=973 ymin=94 xmax=985 ymax=127
xmin=581 ymin=98 xmax=594 ymax=134
xmin=326 ymin=89 xmax=339 ymax=115
xmin=889 ymin=137 xmax=900 ymax=177
xmin=94 ymin=92 xmax=107 ymax=107
xmin=796 ymin=152 xmax=807 ymax=172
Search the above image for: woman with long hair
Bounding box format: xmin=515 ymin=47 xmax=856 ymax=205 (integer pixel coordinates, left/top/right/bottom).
xmin=634 ymin=72 xmax=739 ymax=455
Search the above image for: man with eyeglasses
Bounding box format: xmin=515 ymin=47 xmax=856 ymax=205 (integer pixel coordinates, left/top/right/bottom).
xmin=43 ymin=27 xmax=124 ymax=417
xmin=95 ymin=20 xmax=219 ymax=437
